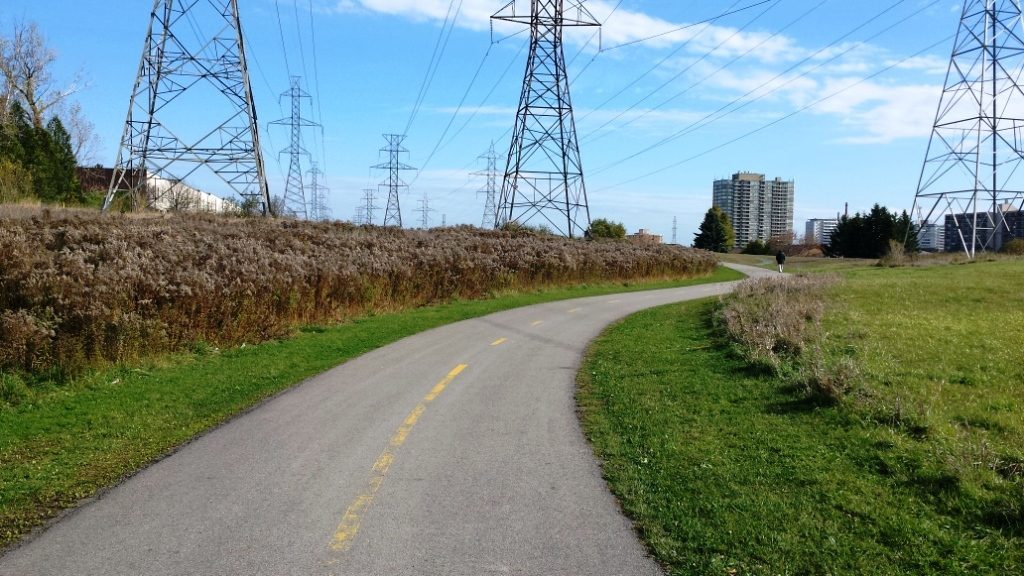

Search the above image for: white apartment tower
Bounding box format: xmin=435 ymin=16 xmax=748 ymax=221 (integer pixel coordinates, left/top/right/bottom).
xmin=713 ymin=172 xmax=794 ymax=246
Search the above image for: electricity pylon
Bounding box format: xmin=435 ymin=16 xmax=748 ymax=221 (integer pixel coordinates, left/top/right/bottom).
xmin=362 ymin=188 xmax=380 ymax=226
xmin=492 ymin=0 xmax=599 ymax=238
xmin=104 ymin=0 xmax=271 ymax=214
xmin=372 ymin=134 xmax=416 ymax=227
xmin=271 ymin=76 xmax=320 ymax=220
xmin=307 ymin=162 xmax=330 ymax=221
xmin=415 ymin=192 xmax=436 ymax=229
xmin=672 ymin=216 xmax=678 ymax=245
xmin=476 ymin=142 xmax=499 ymax=229
xmin=912 ymin=0 xmax=1024 ymax=257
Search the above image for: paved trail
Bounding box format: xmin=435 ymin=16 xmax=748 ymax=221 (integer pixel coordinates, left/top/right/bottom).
xmin=1 ymin=264 xmax=773 ymax=576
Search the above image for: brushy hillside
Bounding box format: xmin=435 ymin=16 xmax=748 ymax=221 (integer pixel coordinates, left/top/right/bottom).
xmin=0 ymin=208 xmax=716 ymax=374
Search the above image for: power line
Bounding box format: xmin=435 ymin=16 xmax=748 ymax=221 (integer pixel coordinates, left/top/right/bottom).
xmin=575 ymin=0 xmax=746 ymax=125
xmin=584 ymin=0 xmax=831 ymax=142
xmin=442 ymin=39 xmax=528 ymax=150
xmin=307 ymin=0 xmax=327 ymax=180
xmin=600 ymin=0 xmax=776 ymax=52
xmin=595 ymin=34 xmax=953 ymax=193
xmin=405 ymin=0 xmax=464 ymax=135
xmin=581 ymin=0 xmax=783 ymax=141
xmin=273 ymin=0 xmax=293 ymax=78
xmin=412 ymin=45 xmax=493 ymax=186
xmin=593 ymin=0 xmax=924 ymax=175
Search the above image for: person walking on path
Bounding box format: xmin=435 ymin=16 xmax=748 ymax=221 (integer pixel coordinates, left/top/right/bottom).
xmin=776 ymin=250 xmax=786 ymax=273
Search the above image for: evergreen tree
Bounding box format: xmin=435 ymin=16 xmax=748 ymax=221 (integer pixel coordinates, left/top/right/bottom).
xmin=828 ymin=204 xmax=918 ymax=258
xmin=41 ymin=116 xmax=81 ymax=203
xmin=694 ymin=207 xmax=735 ymax=252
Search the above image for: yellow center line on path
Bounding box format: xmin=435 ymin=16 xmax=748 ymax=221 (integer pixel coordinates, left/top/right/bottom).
xmin=329 ymin=364 xmax=467 ymax=554
xmin=531 ymin=320 xmax=544 ymax=326
xmin=568 ymin=308 xmax=581 ymax=314
xmin=491 ymin=338 xmax=507 ymax=346
xmin=608 ymin=299 xmax=621 ymax=304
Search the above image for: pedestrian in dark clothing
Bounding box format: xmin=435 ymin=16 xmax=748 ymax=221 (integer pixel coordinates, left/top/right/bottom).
xmin=776 ymin=250 xmax=786 ymax=273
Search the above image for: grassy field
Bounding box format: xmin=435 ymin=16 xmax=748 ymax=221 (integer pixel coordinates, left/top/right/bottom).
xmin=0 ymin=266 xmax=742 ymax=550
xmin=718 ymin=252 xmax=879 ymax=273
xmin=578 ymin=259 xmax=1023 ymax=575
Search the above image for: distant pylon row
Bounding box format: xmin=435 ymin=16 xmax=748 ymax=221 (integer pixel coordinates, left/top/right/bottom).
xmin=102 ymin=0 xmax=601 ymax=237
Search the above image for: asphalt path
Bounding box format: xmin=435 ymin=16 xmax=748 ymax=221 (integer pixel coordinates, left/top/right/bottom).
xmin=1 ymin=263 xmax=774 ymax=576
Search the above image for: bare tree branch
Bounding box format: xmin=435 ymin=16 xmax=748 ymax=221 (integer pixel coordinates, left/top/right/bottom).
xmin=0 ymin=21 xmax=82 ymax=128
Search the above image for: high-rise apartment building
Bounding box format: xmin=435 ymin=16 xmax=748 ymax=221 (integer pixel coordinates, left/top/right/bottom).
xmin=713 ymin=172 xmax=794 ymax=246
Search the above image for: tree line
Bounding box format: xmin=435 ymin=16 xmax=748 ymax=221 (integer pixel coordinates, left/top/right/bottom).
xmin=693 ymin=204 xmax=918 ymax=258
xmin=1 ymin=21 xmax=93 ymax=204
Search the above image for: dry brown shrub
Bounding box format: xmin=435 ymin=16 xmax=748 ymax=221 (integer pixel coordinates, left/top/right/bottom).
xmin=718 ymin=273 xmax=858 ymax=401
xmin=717 ymin=274 xmax=837 ymax=372
xmin=0 ymin=209 xmax=717 ymax=374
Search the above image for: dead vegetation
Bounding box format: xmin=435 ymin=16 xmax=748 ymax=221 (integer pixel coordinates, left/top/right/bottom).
xmin=0 ymin=208 xmax=717 ymax=374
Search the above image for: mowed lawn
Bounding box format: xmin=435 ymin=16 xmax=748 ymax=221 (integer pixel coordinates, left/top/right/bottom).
xmin=578 ymin=259 xmax=1023 ymax=575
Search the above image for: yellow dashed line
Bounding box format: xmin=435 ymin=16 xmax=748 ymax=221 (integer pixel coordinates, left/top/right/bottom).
xmin=491 ymin=338 xmax=507 ymax=346
xmin=330 ymin=364 xmax=467 ymax=553
xmin=531 ymin=320 xmax=544 ymax=326
xmin=568 ymin=308 xmax=581 ymax=314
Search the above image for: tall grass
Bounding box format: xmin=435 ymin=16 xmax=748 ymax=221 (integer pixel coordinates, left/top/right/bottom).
xmin=0 ymin=208 xmax=717 ymax=375
xmin=717 ymin=273 xmax=858 ymax=403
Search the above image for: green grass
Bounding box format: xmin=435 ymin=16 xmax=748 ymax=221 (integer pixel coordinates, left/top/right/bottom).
xmin=0 ymin=266 xmax=742 ymax=549
xmin=718 ymin=252 xmax=878 ymax=273
xmin=578 ymin=260 xmax=1023 ymax=575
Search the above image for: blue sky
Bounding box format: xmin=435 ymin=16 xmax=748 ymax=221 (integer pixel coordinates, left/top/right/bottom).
xmin=3 ymin=0 xmax=962 ymax=241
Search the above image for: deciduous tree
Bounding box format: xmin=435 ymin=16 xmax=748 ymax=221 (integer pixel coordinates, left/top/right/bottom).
xmin=588 ymin=218 xmax=626 ymax=239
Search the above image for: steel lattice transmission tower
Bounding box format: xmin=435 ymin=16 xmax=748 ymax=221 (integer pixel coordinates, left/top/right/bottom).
xmin=104 ymin=0 xmax=271 ymax=214
xmin=415 ymin=192 xmax=436 ymax=229
xmin=271 ymin=76 xmax=320 ymax=220
xmin=361 ymin=188 xmax=380 ymax=225
xmin=307 ymin=162 xmax=331 ymax=221
xmin=492 ymin=0 xmax=599 ymax=238
xmin=912 ymin=0 xmax=1024 ymax=257
xmin=372 ymin=134 xmax=417 ymax=227
xmin=476 ymin=142 xmax=500 ymax=229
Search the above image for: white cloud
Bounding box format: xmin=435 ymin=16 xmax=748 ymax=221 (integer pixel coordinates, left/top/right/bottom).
xmin=810 ymin=79 xmax=940 ymax=143
xmin=322 ymin=0 xmax=803 ymax=63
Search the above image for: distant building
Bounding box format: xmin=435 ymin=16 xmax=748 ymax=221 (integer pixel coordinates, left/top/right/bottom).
xmin=805 ymin=218 xmax=837 ymax=245
xmin=146 ymin=176 xmax=238 ymax=213
xmin=917 ymin=222 xmax=945 ymax=252
xmin=628 ymin=229 xmax=663 ymax=244
xmin=75 ymin=167 xmax=237 ymax=213
xmin=943 ymin=205 xmax=1024 ymax=252
xmin=713 ymin=172 xmax=794 ymax=247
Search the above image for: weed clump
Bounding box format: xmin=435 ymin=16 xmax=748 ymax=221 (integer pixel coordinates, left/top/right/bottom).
xmin=717 ymin=274 xmax=857 ymax=402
